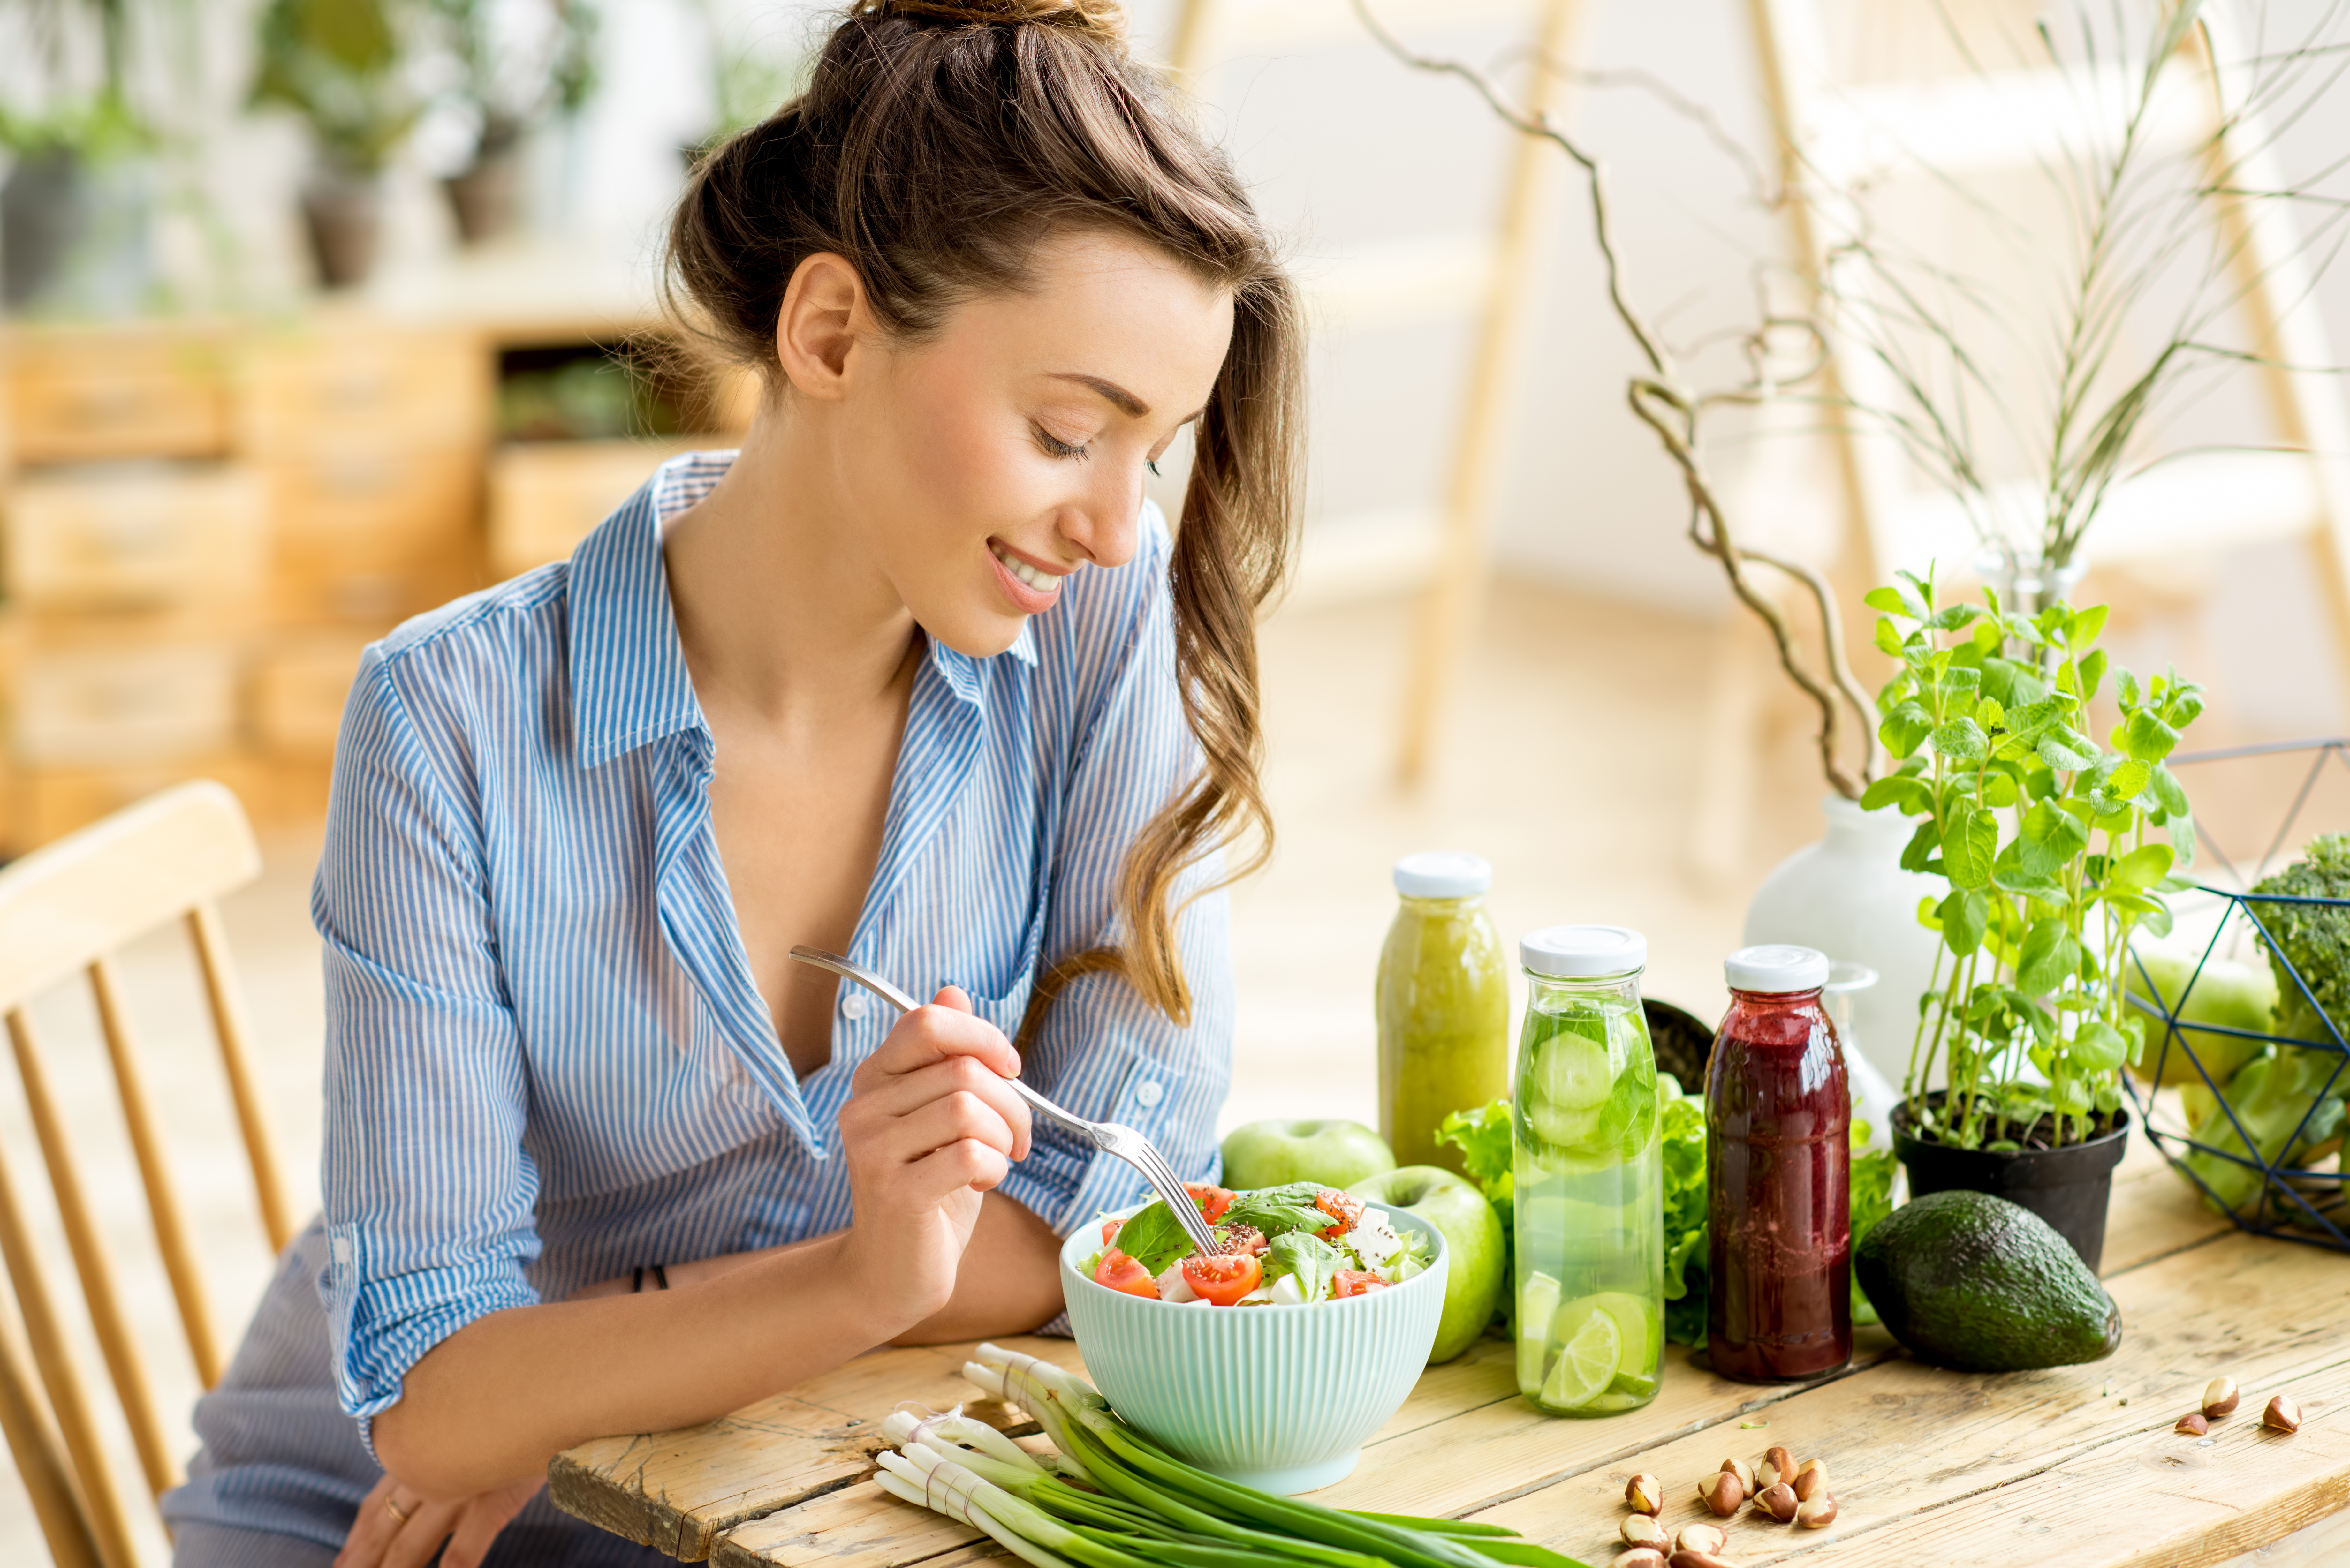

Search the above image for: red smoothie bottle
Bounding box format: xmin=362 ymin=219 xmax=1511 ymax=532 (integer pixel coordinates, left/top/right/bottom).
xmin=1706 ymin=944 xmax=1851 ymax=1382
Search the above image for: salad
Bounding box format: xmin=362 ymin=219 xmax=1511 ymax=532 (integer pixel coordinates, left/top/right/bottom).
xmin=1082 ymin=1182 xmax=1433 ymax=1307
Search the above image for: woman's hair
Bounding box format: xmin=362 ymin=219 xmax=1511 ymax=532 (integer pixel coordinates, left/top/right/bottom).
xmin=665 ymin=0 xmax=1304 ymax=1035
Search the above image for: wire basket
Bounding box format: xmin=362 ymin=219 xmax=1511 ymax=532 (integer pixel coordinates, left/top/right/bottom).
xmin=2120 ymin=739 xmax=2350 ymax=1251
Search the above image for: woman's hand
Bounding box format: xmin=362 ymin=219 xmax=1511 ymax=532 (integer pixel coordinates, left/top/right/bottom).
xmin=336 ymin=1471 xmax=541 ymax=1568
xmin=837 ymin=984 xmax=1032 ymax=1331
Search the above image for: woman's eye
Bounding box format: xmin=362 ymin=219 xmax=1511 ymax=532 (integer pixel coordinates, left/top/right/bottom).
xmin=1034 ymin=426 xmax=1089 ymax=461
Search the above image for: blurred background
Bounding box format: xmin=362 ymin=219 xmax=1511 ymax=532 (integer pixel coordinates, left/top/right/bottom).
xmin=3 ymin=0 xmax=2350 ymax=1558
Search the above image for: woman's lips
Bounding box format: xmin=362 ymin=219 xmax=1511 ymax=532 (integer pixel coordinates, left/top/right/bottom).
xmin=989 ymin=539 xmax=1069 ymax=613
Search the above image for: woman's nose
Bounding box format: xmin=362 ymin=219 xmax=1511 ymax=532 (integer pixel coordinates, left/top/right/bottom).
xmin=1057 ymin=467 xmax=1143 ymax=569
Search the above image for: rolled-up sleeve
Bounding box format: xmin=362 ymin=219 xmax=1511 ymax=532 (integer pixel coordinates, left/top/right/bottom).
xmin=314 ymin=646 xmax=542 ymax=1447
xmin=994 ymin=520 xmax=1236 ymax=1237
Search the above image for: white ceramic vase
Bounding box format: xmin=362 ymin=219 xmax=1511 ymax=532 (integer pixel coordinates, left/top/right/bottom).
xmin=1744 ymin=794 xmax=1948 ymax=1090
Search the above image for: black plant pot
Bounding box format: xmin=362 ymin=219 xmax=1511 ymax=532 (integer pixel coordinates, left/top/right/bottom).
xmin=1892 ymin=1095 xmax=2129 ymax=1271
xmin=301 ymin=174 xmax=383 ymax=290
xmin=443 ymin=148 xmax=521 ymax=245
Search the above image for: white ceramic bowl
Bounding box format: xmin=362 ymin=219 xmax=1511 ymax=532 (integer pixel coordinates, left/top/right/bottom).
xmin=1057 ymin=1208 xmax=1446 ymax=1494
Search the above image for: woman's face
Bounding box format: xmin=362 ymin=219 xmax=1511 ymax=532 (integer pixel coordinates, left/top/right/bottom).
xmin=823 ymin=230 xmax=1236 ymax=657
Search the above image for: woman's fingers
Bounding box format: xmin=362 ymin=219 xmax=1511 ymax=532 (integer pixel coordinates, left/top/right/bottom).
xmin=382 ymin=1498 xmax=462 ymax=1568
xmin=858 ymin=987 xmax=1023 ymax=1083
xmin=333 ymin=1474 xmax=404 ymax=1567
xmin=907 ymin=1133 xmax=1014 ymax=1201
xmin=845 ymin=1052 xmax=1031 ymax=1161
xmin=439 ymin=1478 xmax=545 ymax=1568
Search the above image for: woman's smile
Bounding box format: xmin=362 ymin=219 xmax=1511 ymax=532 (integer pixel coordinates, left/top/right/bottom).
xmin=988 ymin=537 xmax=1078 ymax=611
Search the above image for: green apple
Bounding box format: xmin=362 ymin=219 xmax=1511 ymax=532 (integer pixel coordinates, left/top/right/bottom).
xmin=2124 ymin=946 xmax=2277 ymax=1089
xmin=1349 ymin=1165 xmax=1505 ymax=1363
xmin=1220 ymin=1119 xmax=1395 ymax=1191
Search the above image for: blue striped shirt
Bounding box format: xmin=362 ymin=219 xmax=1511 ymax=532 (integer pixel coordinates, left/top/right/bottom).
xmin=315 ymin=450 xmax=1232 ymax=1433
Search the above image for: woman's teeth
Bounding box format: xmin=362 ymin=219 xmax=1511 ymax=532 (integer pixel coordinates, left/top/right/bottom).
xmin=993 ymin=544 xmax=1060 ymax=593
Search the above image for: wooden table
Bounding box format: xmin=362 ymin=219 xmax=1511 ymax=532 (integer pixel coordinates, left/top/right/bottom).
xmin=550 ymin=1134 xmax=2350 ymax=1567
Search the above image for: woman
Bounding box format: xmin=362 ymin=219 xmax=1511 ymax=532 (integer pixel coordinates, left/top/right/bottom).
xmin=159 ymin=3 xmax=1301 ymax=1563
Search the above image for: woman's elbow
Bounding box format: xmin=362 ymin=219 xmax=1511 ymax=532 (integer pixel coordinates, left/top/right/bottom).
xmin=370 ymin=1398 xmax=514 ymax=1502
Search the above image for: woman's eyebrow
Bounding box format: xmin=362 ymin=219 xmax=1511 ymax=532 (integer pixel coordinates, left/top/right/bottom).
xmin=1048 ymin=372 xmax=1150 ymax=418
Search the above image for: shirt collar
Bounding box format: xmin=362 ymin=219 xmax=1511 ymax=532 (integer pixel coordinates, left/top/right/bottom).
xmin=568 ymin=450 xmax=1039 ymax=765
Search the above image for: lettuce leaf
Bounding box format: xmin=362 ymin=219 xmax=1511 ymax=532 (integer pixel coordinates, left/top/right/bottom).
xmin=1437 ymin=1100 xmax=1515 ymax=1225
xmin=1848 ymin=1126 xmax=1897 ymax=1326
xmin=1659 ymin=1077 xmax=1710 ymax=1346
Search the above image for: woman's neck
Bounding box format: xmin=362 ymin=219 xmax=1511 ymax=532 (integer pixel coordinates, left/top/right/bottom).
xmin=662 ymin=400 xmax=922 ymax=728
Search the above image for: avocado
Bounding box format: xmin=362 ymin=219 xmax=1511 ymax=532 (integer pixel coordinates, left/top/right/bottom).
xmin=1854 ymin=1190 xmax=2122 ymax=1372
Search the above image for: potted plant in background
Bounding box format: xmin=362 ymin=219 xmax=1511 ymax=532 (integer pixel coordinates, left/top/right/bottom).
xmin=249 ymin=0 xmax=423 ymax=289
xmin=424 ymin=0 xmax=597 ymax=245
xmin=1859 ymin=567 xmax=2205 ymax=1268
xmin=1 ymin=0 xmax=156 ymax=315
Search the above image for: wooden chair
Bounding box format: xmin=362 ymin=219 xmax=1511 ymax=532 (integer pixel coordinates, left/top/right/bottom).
xmin=0 ymin=781 xmax=295 ymax=1568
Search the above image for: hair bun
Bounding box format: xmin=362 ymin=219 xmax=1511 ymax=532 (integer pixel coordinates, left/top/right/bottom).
xmin=859 ymin=0 xmax=1125 ymax=39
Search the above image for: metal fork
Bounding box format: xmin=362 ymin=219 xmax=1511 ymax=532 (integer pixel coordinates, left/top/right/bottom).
xmin=788 ymin=946 xmax=1220 ymax=1257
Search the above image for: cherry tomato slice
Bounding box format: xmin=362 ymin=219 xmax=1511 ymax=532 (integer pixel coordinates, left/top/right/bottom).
xmin=1332 ymin=1269 xmax=1389 ymax=1298
xmin=1218 ymin=1222 xmax=1269 ymax=1256
xmin=1094 ymin=1249 xmax=1160 ymax=1299
xmin=1185 ymin=1183 xmax=1237 ymax=1224
xmin=1180 ymin=1250 xmax=1263 ymax=1306
xmin=1316 ymin=1189 xmax=1365 ymax=1240
xmin=1100 ymin=1217 xmax=1124 ymax=1244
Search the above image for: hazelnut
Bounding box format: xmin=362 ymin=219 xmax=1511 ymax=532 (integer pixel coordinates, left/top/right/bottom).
xmin=1668 ymin=1552 xmax=1734 ymax=1568
xmin=1796 ymin=1492 xmax=1839 ymax=1529
xmin=1719 ymin=1455 xmax=1756 ymax=1492
xmin=2175 ymin=1411 xmax=2209 ymax=1436
xmin=1757 ymin=1480 xmax=1800 ymax=1521
xmin=1793 ymin=1459 xmax=1829 ymax=1501
xmin=1625 ymin=1473 xmax=1664 ymax=1515
xmin=2264 ymin=1394 xmax=2303 ymax=1434
xmin=1621 ymin=1515 xmax=1670 ymax=1551
xmin=1674 ymin=1522 xmax=1726 ymax=1554
xmin=2203 ymin=1376 xmax=2240 ymax=1419
xmin=1698 ymin=1469 xmax=1746 ymax=1517
xmin=1758 ymin=1444 xmax=1795 ymax=1489
xmin=1610 ymin=1551 xmax=1666 ymax=1568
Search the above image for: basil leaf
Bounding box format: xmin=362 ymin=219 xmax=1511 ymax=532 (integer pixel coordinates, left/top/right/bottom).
xmin=1109 ymin=1202 xmax=1192 ymax=1276
xmin=1270 ymin=1231 xmax=1343 ymax=1304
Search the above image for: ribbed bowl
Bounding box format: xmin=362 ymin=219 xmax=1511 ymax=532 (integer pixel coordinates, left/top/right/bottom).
xmin=1058 ymin=1213 xmax=1446 ymax=1494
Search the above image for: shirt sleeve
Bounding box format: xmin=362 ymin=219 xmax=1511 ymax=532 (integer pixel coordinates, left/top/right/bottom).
xmin=313 ymin=644 xmax=542 ymax=1450
xmin=994 ymin=515 xmax=1236 ymax=1238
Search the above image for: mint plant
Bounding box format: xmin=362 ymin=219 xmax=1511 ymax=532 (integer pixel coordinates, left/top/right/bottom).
xmin=1860 ymin=568 xmax=2204 ymax=1149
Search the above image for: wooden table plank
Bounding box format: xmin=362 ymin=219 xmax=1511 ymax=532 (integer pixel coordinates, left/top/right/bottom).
xmin=1460 ymin=1230 xmax=2347 ymax=1567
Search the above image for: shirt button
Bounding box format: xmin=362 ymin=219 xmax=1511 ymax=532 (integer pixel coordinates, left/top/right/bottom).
xmin=841 ymin=991 xmax=869 ymax=1021
xmin=1133 ymin=1079 xmax=1164 ymax=1109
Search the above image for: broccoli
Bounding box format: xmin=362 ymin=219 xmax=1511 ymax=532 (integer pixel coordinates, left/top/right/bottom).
xmin=2250 ymin=833 xmax=2350 ymax=1046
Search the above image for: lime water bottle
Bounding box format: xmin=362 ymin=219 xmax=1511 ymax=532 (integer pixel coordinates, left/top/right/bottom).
xmin=1512 ymin=924 xmax=1664 ymax=1417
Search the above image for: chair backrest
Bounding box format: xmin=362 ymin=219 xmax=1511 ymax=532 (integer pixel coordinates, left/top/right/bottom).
xmin=0 ymin=781 xmax=292 ymax=1568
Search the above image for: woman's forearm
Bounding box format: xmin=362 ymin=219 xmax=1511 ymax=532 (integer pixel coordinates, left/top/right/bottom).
xmin=374 ymin=1232 xmax=898 ymax=1498
xmin=894 ymin=1189 xmax=1065 ymax=1345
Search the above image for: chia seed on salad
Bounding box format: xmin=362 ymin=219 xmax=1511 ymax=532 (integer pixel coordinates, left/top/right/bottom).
xmin=1082 ymin=1181 xmax=1435 ymax=1307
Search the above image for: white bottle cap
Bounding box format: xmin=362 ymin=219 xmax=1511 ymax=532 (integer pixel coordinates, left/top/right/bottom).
xmin=1392 ymin=851 xmax=1492 ymax=899
xmin=1725 ymin=944 xmax=1832 ymax=993
xmin=1521 ymin=924 xmax=1647 ymax=978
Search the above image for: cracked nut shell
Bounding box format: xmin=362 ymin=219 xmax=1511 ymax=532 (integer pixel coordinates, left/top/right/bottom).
xmin=2176 ymin=1411 xmax=2210 ymax=1436
xmin=1758 ymin=1480 xmax=1800 ymax=1521
xmin=1720 ymin=1456 xmax=1756 ymax=1492
xmin=1758 ymin=1444 xmax=1795 ymax=1489
xmin=1674 ymin=1523 xmax=1726 ymax=1555
xmin=1796 ymin=1492 xmax=1839 ymax=1529
xmin=1793 ymin=1460 xmax=1829 ymax=1501
xmin=2264 ymin=1394 xmax=2303 ymax=1434
xmin=1699 ymin=1470 xmax=1746 ymax=1517
xmin=2203 ymin=1376 xmax=2240 ymax=1419
xmin=1611 ymin=1547 xmax=1667 ymax=1568
xmin=1622 ymin=1515 xmax=1670 ymax=1551
xmin=1625 ymin=1473 xmax=1664 ymax=1515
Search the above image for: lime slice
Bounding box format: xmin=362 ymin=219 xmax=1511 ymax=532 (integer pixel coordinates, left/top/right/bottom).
xmin=1559 ymin=1291 xmax=1656 ymax=1384
xmin=1539 ymin=1305 xmax=1620 ymax=1410
xmin=1516 ymin=1272 xmax=1562 ymax=1388
xmin=1605 ymin=1371 xmax=1659 ymax=1401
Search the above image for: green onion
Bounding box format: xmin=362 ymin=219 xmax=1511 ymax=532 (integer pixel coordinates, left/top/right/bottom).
xmin=853 ymin=1344 xmax=1601 ymax=1568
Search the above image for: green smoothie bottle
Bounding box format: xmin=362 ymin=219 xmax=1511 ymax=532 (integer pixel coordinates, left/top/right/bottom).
xmin=1512 ymin=924 xmax=1663 ymax=1417
xmin=1376 ymin=852 xmax=1511 ymax=1174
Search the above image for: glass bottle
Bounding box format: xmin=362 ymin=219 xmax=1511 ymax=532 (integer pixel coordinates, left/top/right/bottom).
xmin=1706 ymin=944 xmax=1852 ymax=1383
xmin=1512 ymin=925 xmax=1663 ymax=1417
xmin=1376 ymin=853 xmax=1510 ymax=1174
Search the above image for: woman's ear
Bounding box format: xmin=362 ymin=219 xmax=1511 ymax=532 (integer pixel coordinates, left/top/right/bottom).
xmin=775 ymin=253 xmax=868 ymax=400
